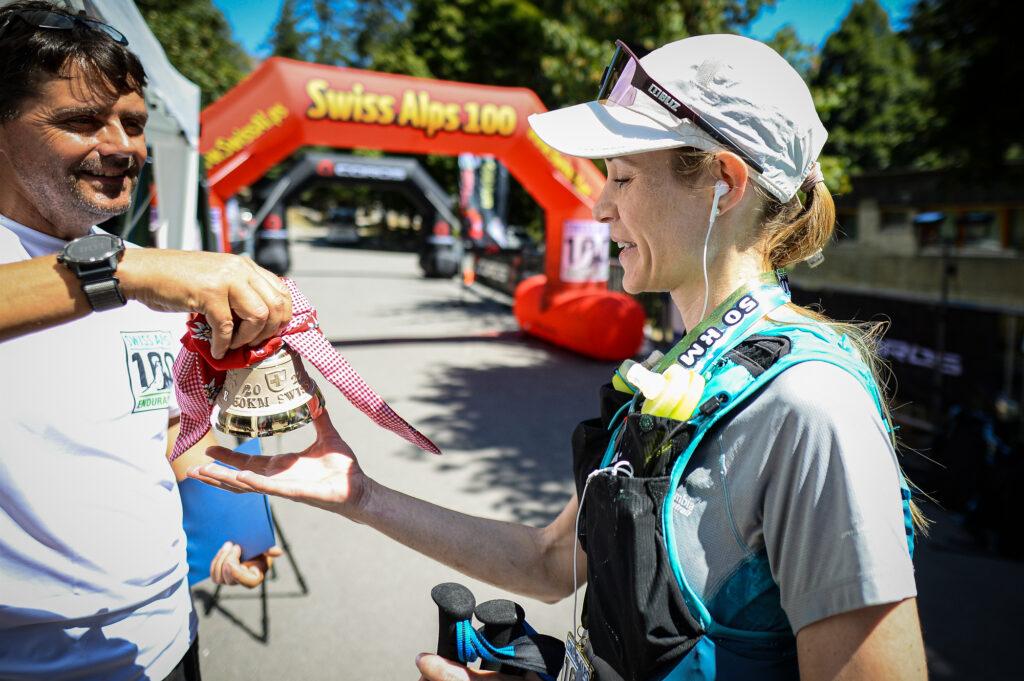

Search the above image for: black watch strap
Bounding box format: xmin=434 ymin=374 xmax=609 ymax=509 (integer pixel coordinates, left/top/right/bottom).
xmin=81 ymin=277 xmax=127 ymax=311
xmin=59 ymin=233 xmax=127 ymax=312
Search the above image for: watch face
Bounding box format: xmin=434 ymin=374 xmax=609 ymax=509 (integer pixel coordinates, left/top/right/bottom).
xmin=66 ymin=234 xmax=121 ymax=263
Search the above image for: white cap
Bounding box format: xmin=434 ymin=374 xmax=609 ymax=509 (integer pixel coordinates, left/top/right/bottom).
xmin=528 ymin=34 xmax=827 ymax=203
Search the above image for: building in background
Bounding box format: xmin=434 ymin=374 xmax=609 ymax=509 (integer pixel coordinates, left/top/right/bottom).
xmin=790 ymin=166 xmax=1023 ymax=535
xmin=811 ymin=165 xmax=1024 ymax=309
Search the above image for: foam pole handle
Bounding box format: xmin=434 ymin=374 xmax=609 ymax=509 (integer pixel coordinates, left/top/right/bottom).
xmin=431 ymin=582 xmax=476 ymax=661
xmin=475 ymin=599 xmax=526 ymax=675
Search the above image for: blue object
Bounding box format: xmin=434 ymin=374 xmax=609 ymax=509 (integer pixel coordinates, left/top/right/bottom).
xmin=180 ymin=438 xmax=276 ymax=586
xmin=454 ymin=619 xmax=516 ymax=664
xmin=913 ymin=211 xmax=945 ymax=225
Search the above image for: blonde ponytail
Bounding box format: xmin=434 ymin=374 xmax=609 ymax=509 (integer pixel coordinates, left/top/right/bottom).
xmin=761 ymin=181 xmax=835 ymax=271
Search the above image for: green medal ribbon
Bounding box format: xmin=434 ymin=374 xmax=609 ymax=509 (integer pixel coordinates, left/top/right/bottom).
xmin=654 ymin=272 xmax=792 ymax=377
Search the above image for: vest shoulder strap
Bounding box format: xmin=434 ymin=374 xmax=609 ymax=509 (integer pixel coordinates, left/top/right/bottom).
xmin=725 ymin=334 xmax=792 ymax=378
xmin=660 ymin=322 xmax=913 ymax=638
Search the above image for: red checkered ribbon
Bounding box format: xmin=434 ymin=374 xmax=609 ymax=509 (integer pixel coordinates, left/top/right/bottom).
xmin=171 ymin=278 xmax=440 ymax=460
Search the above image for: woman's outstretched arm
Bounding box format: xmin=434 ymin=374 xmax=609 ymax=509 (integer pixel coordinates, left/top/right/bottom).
xmin=187 ymin=412 xmax=585 ymax=603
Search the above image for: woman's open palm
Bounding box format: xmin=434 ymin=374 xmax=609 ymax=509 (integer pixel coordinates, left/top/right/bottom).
xmin=187 ymin=413 xmax=367 ymax=515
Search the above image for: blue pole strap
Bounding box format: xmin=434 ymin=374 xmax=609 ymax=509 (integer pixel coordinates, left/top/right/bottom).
xmin=454 ymin=620 xmax=516 ymax=664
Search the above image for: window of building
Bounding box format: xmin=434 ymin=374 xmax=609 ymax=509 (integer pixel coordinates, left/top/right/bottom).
xmin=914 ymin=211 xmax=946 ymax=249
xmin=880 ymin=209 xmax=911 ymax=230
xmin=958 ymin=211 xmax=1001 ymax=250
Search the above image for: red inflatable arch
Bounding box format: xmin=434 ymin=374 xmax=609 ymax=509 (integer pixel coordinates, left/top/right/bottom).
xmin=201 ymin=57 xmax=644 ymax=360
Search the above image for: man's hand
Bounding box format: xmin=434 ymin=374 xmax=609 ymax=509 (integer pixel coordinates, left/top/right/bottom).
xmin=415 ymin=654 xmax=542 ymax=681
xmin=209 ymin=542 xmax=284 ymax=588
xmin=119 ymin=249 xmax=291 ymax=358
xmin=187 ymin=413 xmax=369 ymax=519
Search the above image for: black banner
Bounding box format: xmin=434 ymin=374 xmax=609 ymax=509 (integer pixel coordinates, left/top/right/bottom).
xmin=793 ymin=285 xmax=1022 ymax=437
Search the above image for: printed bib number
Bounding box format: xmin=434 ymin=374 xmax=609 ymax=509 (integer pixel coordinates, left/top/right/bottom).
xmin=561 ymin=220 xmax=609 ymax=284
xmin=121 ymin=330 xmax=176 ymax=413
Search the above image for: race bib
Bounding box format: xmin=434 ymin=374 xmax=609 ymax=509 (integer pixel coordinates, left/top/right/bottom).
xmin=560 ymin=630 xmax=594 ymax=681
xmin=121 ymin=330 xmax=176 ymax=413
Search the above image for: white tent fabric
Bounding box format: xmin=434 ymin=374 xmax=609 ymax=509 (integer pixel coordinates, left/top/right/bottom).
xmin=0 ymin=0 xmax=204 ymax=250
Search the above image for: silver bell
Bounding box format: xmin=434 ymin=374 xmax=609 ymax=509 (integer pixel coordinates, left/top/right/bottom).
xmin=215 ymin=346 xmax=325 ymax=438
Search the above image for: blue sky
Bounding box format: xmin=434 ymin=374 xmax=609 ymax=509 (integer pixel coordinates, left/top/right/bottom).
xmin=213 ymin=0 xmax=914 ymax=58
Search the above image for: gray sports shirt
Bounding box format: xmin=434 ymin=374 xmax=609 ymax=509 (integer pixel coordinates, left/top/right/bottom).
xmin=671 ymin=360 xmax=917 ymax=633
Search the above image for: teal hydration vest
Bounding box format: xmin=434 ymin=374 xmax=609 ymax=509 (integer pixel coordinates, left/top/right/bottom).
xmin=575 ymin=284 xmax=915 ymax=681
xmin=658 ymin=315 xmax=915 ymax=680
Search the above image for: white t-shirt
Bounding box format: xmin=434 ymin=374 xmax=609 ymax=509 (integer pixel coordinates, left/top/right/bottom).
xmin=0 ymin=216 xmax=196 ymax=680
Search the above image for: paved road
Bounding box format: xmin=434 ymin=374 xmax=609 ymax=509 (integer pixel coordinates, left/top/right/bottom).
xmin=194 ymin=240 xmax=1020 ymax=680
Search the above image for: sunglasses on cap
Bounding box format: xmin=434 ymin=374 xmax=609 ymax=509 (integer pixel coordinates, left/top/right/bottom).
xmin=597 ymin=40 xmax=764 ymax=175
xmin=0 ymin=9 xmax=129 ymax=46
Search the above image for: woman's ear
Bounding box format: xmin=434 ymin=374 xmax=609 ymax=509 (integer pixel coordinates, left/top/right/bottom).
xmin=713 ymin=151 xmax=750 ymax=216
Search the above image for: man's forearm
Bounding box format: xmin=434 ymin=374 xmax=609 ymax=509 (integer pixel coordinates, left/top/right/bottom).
xmin=0 ymin=256 xmax=91 ymax=340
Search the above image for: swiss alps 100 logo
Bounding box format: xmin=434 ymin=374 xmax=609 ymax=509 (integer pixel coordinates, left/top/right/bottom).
xmin=121 ymin=330 xmax=176 ymax=413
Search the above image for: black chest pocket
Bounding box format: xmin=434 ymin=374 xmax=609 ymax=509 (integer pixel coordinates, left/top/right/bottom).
xmin=571 ymin=385 xmax=703 ymax=679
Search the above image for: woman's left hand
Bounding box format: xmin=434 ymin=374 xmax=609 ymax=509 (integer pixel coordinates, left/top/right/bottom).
xmin=187 ymin=412 xmax=370 ymax=519
xmin=209 ymin=542 xmax=284 ymax=588
xmin=415 ymin=654 xmax=543 ymax=681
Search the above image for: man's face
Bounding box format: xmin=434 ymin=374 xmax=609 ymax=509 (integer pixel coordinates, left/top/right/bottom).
xmin=0 ymin=61 xmax=147 ymax=238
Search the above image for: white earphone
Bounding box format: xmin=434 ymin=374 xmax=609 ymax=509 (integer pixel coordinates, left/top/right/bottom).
xmin=699 ymin=180 xmax=731 ymax=320
xmin=712 ymin=180 xmax=730 ymax=214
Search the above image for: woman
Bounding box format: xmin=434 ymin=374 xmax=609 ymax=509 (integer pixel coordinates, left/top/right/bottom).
xmin=190 ymin=34 xmax=927 ymax=681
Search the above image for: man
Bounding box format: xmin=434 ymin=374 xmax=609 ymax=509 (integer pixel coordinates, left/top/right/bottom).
xmin=0 ymin=2 xmax=289 ymax=678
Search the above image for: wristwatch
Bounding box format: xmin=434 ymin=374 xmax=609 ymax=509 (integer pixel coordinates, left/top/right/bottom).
xmin=57 ymin=233 xmax=127 ymax=311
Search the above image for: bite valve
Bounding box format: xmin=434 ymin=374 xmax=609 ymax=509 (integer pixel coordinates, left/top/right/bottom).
xmin=626 ymin=363 xmax=706 ymax=421
xmin=625 ymin=362 xmax=669 ymax=397
xmin=611 ymin=351 xmax=665 ymax=394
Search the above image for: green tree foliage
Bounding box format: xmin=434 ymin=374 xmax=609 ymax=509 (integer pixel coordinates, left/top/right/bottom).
xmin=135 ymin=0 xmax=250 ymax=107
xmin=534 ymin=0 xmax=777 ymax=107
xmin=357 ymin=0 xmax=779 ymax=232
xmin=765 ymin=24 xmax=814 ymax=80
xmin=811 ymin=0 xmax=930 ymax=178
xmin=266 ymin=0 xmax=399 ymax=67
xmin=362 ymin=0 xmax=778 ymax=108
xmin=348 ymin=0 xmax=409 ymax=69
xmin=905 ymin=0 xmax=1023 ymax=168
xmin=366 ymin=0 xmax=548 ymax=93
xmin=310 ymin=0 xmax=338 ymax=63
xmin=266 ymin=0 xmax=307 ymax=60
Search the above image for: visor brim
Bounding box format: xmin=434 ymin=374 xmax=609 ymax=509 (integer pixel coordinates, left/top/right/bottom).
xmin=528 ymin=101 xmax=716 ymax=160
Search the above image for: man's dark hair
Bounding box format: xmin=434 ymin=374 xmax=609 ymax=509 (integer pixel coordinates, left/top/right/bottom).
xmin=0 ymin=1 xmax=147 ymax=122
